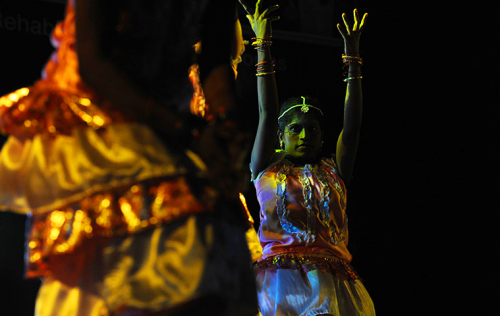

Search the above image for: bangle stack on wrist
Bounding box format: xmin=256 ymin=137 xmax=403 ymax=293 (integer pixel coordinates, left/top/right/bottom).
xmin=342 ymin=53 xmax=363 ymax=82
xmin=252 ymin=37 xmax=272 ymax=52
xmin=255 ymin=60 xmax=275 ymax=77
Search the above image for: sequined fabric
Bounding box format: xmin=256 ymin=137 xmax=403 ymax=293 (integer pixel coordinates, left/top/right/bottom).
xmin=254 ymin=153 xmax=351 ymax=262
xmin=26 ymin=176 xmax=217 ymax=278
xmin=0 ymin=86 xmax=125 ymax=140
xmin=254 ymin=253 xmax=359 ymax=281
xmin=0 ymin=1 xmax=126 ymax=141
xmin=253 ymin=155 xmax=376 ymax=316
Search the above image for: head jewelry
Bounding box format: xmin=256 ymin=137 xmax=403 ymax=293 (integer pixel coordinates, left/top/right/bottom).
xmin=278 ymin=96 xmax=324 ymax=121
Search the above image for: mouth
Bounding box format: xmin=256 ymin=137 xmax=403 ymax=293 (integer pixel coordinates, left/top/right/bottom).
xmin=296 ymin=144 xmax=312 ymax=149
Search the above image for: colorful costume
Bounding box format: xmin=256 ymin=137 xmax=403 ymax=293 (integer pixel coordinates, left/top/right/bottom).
xmin=252 ymin=152 xmax=375 ymax=316
xmin=0 ymin=1 xmax=257 ymax=315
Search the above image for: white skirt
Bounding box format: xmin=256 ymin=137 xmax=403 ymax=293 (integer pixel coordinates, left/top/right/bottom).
xmin=255 ymin=262 xmax=375 ymax=316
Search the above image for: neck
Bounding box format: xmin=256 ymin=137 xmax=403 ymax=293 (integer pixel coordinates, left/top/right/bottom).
xmin=285 ymin=154 xmax=320 ymax=166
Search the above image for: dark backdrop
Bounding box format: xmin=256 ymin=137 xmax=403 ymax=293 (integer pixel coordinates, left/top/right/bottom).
xmin=0 ymin=1 xmax=496 ymax=315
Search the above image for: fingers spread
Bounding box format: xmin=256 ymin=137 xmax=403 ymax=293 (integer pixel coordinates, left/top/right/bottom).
xmin=337 ymin=23 xmax=346 ymax=39
xmin=353 ymin=9 xmax=359 ymax=31
xmin=238 ymin=0 xmax=254 ymax=15
xmin=359 ymin=13 xmax=368 ymax=31
xmin=342 ymin=13 xmax=351 ymax=36
xmin=256 ymin=0 xmax=262 ymax=15
xmin=262 ymin=5 xmax=279 ymax=18
xmin=268 ymin=16 xmax=280 ymax=23
xmin=246 ymin=14 xmax=254 ymax=25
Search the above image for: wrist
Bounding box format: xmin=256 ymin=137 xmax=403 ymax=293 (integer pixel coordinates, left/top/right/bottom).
xmin=252 ymin=36 xmax=272 ymax=53
xmin=342 ymin=53 xmax=363 ymax=82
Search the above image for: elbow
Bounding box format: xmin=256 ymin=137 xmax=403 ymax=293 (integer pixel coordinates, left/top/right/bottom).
xmin=343 ymin=123 xmax=361 ymax=136
xmin=341 ymin=129 xmax=360 ymax=146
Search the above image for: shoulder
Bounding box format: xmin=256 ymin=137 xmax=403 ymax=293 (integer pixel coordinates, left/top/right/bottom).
xmin=251 ymin=150 xmax=286 ymax=182
xmin=319 ymin=156 xmax=347 ymax=187
xmin=320 ymin=156 xmax=339 ymax=172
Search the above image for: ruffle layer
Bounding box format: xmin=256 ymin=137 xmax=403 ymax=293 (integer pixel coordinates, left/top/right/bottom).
xmin=0 ymin=85 xmax=125 ymax=140
xmin=26 ymin=175 xmax=217 ymax=278
xmin=254 ymin=253 xmax=360 ymax=281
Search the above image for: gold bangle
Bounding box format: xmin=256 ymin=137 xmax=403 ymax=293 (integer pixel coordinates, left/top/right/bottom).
xmin=342 ymin=54 xmax=363 ymax=65
xmin=256 ymin=71 xmax=276 ymax=77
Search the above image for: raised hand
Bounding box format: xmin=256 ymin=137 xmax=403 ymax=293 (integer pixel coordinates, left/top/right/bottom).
xmin=337 ymin=9 xmax=368 ymax=55
xmin=239 ymin=0 xmax=279 ymax=39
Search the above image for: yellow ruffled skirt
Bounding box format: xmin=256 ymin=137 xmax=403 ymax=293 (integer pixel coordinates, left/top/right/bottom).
xmin=0 ymin=120 xmax=257 ymax=315
xmin=34 ymin=214 xmax=258 ymax=316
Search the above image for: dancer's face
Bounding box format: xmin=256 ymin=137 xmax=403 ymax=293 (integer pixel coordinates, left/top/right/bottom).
xmin=280 ymin=113 xmax=322 ymax=161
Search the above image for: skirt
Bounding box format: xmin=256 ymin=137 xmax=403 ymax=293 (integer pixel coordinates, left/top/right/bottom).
xmin=255 ymin=254 xmax=375 ymax=316
xmin=34 ymin=213 xmax=259 ymax=316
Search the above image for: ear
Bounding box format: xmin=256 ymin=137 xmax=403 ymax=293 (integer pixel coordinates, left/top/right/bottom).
xmin=277 ymin=130 xmax=284 ymax=142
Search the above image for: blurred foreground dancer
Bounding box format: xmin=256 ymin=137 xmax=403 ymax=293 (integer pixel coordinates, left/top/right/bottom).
xmin=239 ymin=0 xmax=376 ymax=315
xmin=0 ymin=0 xmax=259 ymax=315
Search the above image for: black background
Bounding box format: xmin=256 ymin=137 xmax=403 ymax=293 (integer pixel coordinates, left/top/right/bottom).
xmin=0 ymin=0 xmax=496 ymax=315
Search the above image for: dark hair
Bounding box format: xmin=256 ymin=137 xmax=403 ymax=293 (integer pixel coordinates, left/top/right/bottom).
xmin=277 ymin=96 xmax=324 ymax=134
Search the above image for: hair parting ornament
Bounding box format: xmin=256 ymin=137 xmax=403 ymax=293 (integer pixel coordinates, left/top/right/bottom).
xmin=278 ymin=96 xmax=324 ymax=121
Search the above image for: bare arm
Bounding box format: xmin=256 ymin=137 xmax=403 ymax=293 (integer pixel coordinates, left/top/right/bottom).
xmin=74 ymin=0 xmax=157 ymax=122
xmin=335 ymin=9 xmax=368 ymax=185
xmin=240 ymin=0 xmax=280 ymax=177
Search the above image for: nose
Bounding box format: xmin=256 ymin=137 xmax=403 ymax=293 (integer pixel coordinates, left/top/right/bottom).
xmin=299 ymin=128 xmax=309 ymax=139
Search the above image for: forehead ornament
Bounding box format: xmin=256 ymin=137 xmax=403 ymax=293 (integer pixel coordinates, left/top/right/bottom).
xmin=278 ymin=96 xmax=324 ymax=121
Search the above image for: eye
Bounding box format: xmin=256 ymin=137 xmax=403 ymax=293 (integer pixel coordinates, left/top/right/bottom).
xmin=308 ymin=125 xmax=320 ymax=134
xmin=286 ymin=125 xmax=302 ymax=134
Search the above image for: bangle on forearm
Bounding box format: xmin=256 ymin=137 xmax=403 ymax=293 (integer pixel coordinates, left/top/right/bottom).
xmin=252 ymin=37 xmax=272 ymax=51
xmin=252 ymin=37 xmax=273 ymax=45
xmin=256 ymin=71 xmax=276 ymax=77
xmin=343 ymin=76 xmax=363 ymax=82
xmin=255 ymin=60 xmax=275 ymax=76
xmin=342 ymin=54 xmax=363 ymax=66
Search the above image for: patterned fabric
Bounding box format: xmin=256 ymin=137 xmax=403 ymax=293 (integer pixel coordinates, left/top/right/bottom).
xmin=0 ymin=86 xmax=121 ymax=140
xmin=26 ymin=176 xmax=216 ymax=278
xmin=253 ymin=152 xmax=351 ymax=262
xmin=254 ymin=253 xmax=359 ymax=281
xmin=252 ymin=153 xmax=376 ymax=315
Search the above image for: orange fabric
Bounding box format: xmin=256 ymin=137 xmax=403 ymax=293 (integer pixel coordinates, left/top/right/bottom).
xmin=0 ymin=1 xmax=125 ymax=140
xmin=27 ymin=176 xmax=216 ymax=278
xmin=254 ymin=155 xmax=352 ymax=263
xmin=41 ymin=0 xmax=91 ymax=96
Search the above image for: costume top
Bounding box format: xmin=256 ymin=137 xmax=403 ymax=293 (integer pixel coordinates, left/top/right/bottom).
xmin=253 ymin=152 xmax=352 ymax=263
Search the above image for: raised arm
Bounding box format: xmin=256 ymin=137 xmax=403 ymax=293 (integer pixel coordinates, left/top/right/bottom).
xmin=240 ymin=0 xmax=280 ymax=177
xmin=335 ymin=9 xmax=368 ymax=185
xmin=75 ymin=0 xmax=162 ymax=123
